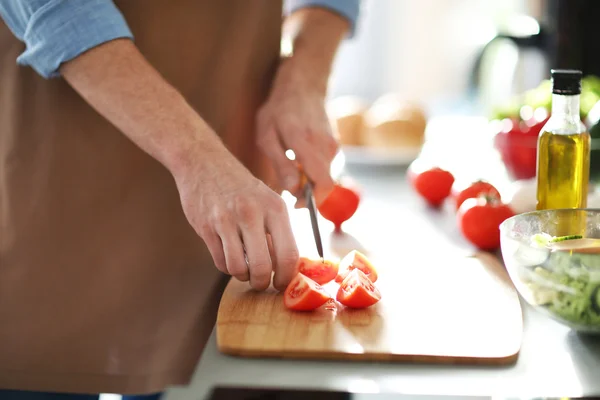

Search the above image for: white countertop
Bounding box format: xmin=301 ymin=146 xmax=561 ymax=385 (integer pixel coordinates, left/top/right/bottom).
xmin=164 ymin=118 xmax=600 ymax=400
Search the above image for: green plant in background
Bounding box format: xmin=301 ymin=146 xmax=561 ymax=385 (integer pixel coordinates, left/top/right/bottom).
xmin=490 ymin=75 xmax=600 ymax=121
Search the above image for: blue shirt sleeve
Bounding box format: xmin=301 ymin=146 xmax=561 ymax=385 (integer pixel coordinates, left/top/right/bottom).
xmin=284 ymin=0 xmax=361 ymax=37
xmin=0 ymin=0 xmax=133 ymax=78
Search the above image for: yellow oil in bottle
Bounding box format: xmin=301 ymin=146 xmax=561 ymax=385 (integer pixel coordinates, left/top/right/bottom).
xmin=536 ymin=129 xmax=590 ymax=237
xmin=536 ymin=130 xmax=591 ymax=210
xmin=536 ymin=69 xmax=591 ymax=237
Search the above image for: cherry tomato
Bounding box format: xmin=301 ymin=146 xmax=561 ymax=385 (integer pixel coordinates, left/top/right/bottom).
xmin=457 ymin=195 xmax=515 ymax=251
xmin=296 ymin=257 xmax=339 ymax=285
xmin=336 ymin=269 xmax=381 ymax=309
xmin=408 ymin=165 xmax=455 ymax=207
xmin=318 ymin=182 xmax=360 ymax=232
xmin=452 ymin=180 xmax=501 ymax=211
xmin=335 ymin=250 xmax=378 ymax=283
xmin=284 ymin=273 xmax=331 ymax=311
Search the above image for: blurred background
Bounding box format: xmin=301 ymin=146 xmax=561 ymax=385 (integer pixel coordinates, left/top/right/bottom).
xmin=326 ymin=0 xmax=600 ymax=195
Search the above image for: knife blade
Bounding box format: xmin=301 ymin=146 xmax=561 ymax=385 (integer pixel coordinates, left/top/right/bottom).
xmin=304 ymin=180 xmax=324 ymax=260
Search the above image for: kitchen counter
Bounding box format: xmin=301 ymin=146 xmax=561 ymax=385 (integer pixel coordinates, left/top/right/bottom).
xmin=164 ymin=118 xmax=600 ymax=400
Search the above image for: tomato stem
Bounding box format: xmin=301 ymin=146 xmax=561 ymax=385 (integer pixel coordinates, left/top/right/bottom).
xmin=480 ymin=191 xmax=501 ymax=204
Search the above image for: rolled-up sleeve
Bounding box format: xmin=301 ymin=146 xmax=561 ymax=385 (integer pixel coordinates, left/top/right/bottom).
xmin=284 ymin=0 xmax=361 ymax=37
xmin=0 ymin=0 xmax=133 ymax=78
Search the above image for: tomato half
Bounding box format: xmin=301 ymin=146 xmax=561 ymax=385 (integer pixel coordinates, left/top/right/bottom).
xmin=297 ymin=257 xmax=339 ymax=285
xmin=284 ymin=273 xmax=331 ymax=311
xmin=335 ymin=250 xmax=378 ymax=283
xmin=336 ymin=269 xmax=381 ymax=308
xmin=318 ymin=183 xmax=361 ymax=232
xmin=408 ymin=165 xmax=455 ymax=207
xmin=452 ymin=180 xmax=501 ymax=211
xmin=457 ymin=195 xmax=515 ymax=251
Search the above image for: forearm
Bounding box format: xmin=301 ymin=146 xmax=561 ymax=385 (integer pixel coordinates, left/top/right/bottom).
xmin=60 ymin=38 xmax=226 ymax=179
xmin=281 ymin=7 xmax=350 ymax=94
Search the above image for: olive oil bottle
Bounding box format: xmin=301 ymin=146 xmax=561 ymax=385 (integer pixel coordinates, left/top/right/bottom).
xmin=536 ymin=69 xmax=591 ymax=212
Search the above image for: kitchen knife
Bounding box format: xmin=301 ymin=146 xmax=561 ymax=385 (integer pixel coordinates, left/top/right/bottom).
xmin=304 ymin=180 xmax=324 ymax=260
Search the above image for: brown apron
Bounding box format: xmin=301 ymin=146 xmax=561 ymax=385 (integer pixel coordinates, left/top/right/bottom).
xmin=0 ymin=0 xmax=282 ymax=394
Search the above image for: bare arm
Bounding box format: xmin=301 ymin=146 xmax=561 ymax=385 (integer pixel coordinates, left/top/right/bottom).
xmin=281 ymin=7 xmax=350 ymax=94
xmin=59 ymin=38 xmax=299 ymax=291
xmin=60 ymin=38 xmax=229 ymax=181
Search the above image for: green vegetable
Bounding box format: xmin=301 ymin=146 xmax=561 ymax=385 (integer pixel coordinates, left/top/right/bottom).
xmin=592 ymin=286 xmax=600 ymax=315
xmin=531 ymin=233 xmax=553 ymax=247
xmin=530 ymin=233 xmax=581 ymax=246
xmin=524 ymin=234 xmax=600 ymax=327
xmin=549 ymin=235 xmax=583 ymax=243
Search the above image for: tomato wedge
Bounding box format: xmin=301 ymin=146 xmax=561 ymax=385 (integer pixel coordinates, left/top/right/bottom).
xmin=297 ymin=257 xmax=339 ymax=285
xmin=284 ymin=273 xmax=331 ymax=311
xmin=335 ymin=250 xmax=378 ymax=283
xmin=336 ymin=269 xmax=381 ymax=308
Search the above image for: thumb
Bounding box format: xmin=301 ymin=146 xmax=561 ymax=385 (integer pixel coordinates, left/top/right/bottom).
xmin=257 ymin=126 xmax=301 ymax=193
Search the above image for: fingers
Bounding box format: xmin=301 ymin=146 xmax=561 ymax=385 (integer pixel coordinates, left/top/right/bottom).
xmin=239 ymin=221 xmax=273 ymax=291
xmin=256 ymin=126 xmax=301 ymax=194
xmin=266 ymin=203 xmax=300 ymax=291
xmin=266 ymin=233 xmax=277 ymax=266
xmin=216 ymin=223 xmax=249 ymax=282
xmin=203 ymin=231 xmax=228 ymax=275
xmin=280 ymin=119 xmax=337 ymax=205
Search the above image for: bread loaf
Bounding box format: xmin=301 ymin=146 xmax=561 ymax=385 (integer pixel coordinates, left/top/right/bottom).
xmin=363 ymin=94 xmax=427 ymax=148
xmin=326 ymin=96 xmax=368 ymax=146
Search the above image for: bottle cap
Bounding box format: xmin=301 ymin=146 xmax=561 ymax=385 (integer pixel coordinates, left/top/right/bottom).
xmin=551 ymin=69 xmax=582 ymax=95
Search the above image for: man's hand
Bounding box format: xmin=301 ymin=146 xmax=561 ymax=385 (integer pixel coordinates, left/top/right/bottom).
xmin=256 ymin=58 xmax=337 ymax=204
xmin=61 ymin=39 xmax=299 ymax=291
xmin=256 ymin=7 xmax=350 ymax=205
xmin=175 ymin=150 xmax=299 ymax=291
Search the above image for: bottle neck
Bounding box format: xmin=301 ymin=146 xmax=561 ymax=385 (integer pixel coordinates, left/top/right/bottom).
xmin=551 ymin=93 xmax=581 ymax=122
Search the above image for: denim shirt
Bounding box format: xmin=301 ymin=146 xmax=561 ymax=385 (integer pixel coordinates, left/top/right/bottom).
xmin=0 ymin=0 xmax=360 ymax=79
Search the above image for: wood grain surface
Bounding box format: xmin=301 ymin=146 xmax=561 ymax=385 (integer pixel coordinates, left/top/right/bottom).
xmin=216 ymin=198 xmax=523 ymax=364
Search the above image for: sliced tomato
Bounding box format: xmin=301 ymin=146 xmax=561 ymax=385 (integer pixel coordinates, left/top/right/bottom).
xmin=284 ymin=273 xmax=331 ymax=311
xmin=336 ymin=269 xmax=381 ymax=308
xmin=335 ymin=250 xmax=378 ymax=283
xmin=296 ymin=257 xmax=339 ymax=285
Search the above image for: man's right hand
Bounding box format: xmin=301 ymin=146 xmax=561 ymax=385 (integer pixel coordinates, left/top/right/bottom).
xmin=174 ymin=151 xmax=300 ymax=291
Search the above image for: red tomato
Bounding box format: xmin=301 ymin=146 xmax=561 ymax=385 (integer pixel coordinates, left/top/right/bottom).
xmin=296 ymin=257 xmax=339 ymax=285
xmin=408 ymin=165 xmax=455 ymax=207
xmin=457 ymin=195 xmax=515 ymax=251
xmin=335 ymin=250 xmax=378 ymax=283
xmin=452 ymin=180 xmax=501 ymax=211
xmin=336 ymin=269 xmax=381 ymax=308
xmin=318 ymin=183 xmax=361 ymax=232
xmin=493 ymin=116 xmax=549 ymax=180
xmin=284 ymin=273 xmax=331 ymax=311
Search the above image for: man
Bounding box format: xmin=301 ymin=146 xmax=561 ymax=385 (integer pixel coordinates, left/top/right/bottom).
xmin=0 ymin=0 xmax=359 ymax=399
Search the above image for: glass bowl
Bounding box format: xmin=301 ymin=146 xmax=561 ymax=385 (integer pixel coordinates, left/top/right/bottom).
xmin=500 ymin=209 xmax=600 ymax=334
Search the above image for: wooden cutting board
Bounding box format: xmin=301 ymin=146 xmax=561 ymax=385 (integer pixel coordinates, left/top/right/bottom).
xmin=217 ymin=251 xmax=523 ymax=364
xmin=216 ymin=196 xmax=523 ymax=364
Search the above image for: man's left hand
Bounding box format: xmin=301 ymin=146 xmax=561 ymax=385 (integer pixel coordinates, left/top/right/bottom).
xmin=256 ymin=57 xmax=338 ymax=206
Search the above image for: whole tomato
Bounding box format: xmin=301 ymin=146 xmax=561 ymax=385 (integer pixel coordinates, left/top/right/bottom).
xmin=493 ymin=114 xmax=549 ymax=180
xmin=452 ymin=180 xmax=501 ymax=211
xmin=318 ymin=182 xmax=360 ymax=233
xmin=457 ymin=195 xmax=515 ymax=251
xmin=408 ymin=165 xmax=455 ymax=207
